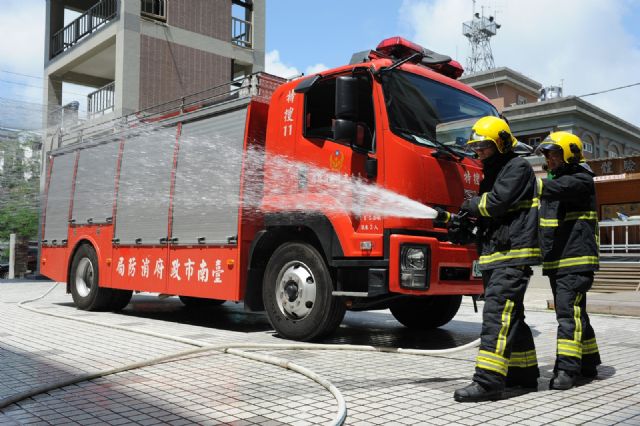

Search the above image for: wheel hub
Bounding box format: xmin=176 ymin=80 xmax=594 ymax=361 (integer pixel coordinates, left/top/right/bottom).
xmin=75 ymin=257 xmax=94 ymax=298
xmin=284 ymin=281 xmax=299 ymax=302
xmin=276 ymin=261 xmax=316 ymax=320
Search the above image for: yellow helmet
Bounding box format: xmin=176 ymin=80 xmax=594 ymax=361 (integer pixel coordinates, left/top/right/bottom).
xmin=467 ymin=116 xmax=517 ymax=154
xmin=537 ymin=131 xmax=584 ymax=164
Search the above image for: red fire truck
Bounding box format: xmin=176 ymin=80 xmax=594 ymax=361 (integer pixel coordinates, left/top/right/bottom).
xmin=40 ymin=37 xmax=497 ymax=341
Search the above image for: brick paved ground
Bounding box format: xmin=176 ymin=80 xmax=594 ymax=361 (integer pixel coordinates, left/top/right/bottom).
xmin=1 ymin=281 xmax=639 ymax=425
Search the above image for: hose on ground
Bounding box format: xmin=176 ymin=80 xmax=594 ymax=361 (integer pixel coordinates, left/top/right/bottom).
xmin=9 ymin=282 xmax=481 ymax=425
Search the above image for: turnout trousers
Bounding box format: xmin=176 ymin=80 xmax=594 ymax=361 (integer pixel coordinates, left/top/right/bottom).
xmin=550 ymin=272 xmax=601 ymax=374
xmin=474 ymin=266 xmax=539 ymax=390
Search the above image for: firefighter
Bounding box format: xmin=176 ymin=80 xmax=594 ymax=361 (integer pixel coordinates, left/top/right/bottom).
xmin=449 ymin=116 xmax=541 ymax=402
xmin=536 ymin=132 xmax=601 ymax=390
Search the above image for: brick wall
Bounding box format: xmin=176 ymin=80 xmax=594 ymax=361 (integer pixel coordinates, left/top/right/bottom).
xmin=139 ymin=35 xmax=231 ymax=111
xmin=167 ymin=0 xmax=231 ymax=41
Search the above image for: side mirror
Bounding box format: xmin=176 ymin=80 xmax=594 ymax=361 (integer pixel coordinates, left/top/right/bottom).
xmin=334 ymin=119 xmax=356 ymax=145
xmin=335 ymin=76 xmax=358 ymax=120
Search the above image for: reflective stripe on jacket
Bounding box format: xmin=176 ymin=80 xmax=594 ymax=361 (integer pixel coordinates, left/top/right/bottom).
xmin=538 ymin=165 xmax=599 ymax=275
xmin=467 ymin=154 xmax=541 ymax=271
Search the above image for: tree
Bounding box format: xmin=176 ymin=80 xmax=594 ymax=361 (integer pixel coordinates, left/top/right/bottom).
xmin=0 ymin=131 xmax=41 ymax=243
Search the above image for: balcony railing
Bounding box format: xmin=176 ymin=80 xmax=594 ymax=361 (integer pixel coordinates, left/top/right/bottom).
xmin=88 ymin=82 xmax=115 ymax=118
xmin=232 ymin=17 xmax=252 ymax=48
xmin=141 ymin=0 xmax=166 ymax=21
xmin=50 ymin=0 xmax=118 ymax=59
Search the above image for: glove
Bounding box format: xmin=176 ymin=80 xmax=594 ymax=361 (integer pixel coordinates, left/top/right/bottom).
xmin=448 ymin=223 xmax=476 ymax=245
xmin=460 ymin=199 xmax=472 ymax=213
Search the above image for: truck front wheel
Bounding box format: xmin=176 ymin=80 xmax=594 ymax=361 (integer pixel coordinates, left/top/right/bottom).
xmin=389 ymin=295 xmax=462 ymax=329
xmin=262 ymin=242 xmax=345 ymax=341
xmin=69 ymin=244 xmax=113 ymax=311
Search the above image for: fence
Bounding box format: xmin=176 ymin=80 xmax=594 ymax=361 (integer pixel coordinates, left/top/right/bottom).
xmin=599 ymin=219 xmax=640 ymax=257
xmin=50 ymin=0 xmax=118 ymax=59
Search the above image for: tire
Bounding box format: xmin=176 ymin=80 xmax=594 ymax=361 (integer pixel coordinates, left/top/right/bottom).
xmin=69 ymin=244 xmax=113 ymax=311
xmin=389 ymin=295 xmax=462 ymax=329
xmin=109 ymin=289 xmax=133 ymax=311
xmin=179 ymin=296 xmax=225 ymax=308
xmin=262 ymin=242 xmax=346 ymax=341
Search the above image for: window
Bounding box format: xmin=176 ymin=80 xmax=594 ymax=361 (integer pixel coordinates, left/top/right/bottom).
xmin=304 ymin=74 xmax=375 ymax=152
xmin=516 ymin=95 xmax=528 ymax=105
xmin=141 ymin=0 xmax=166 ymax=21
xmin=529 ymin=137 xmax=541 ymax=146
xmin=381 ymin=70 xmax=498 ymax=149
xmin=608 ymin=151 xmax=618 ymax=158
xmin=583 ymin=142 xmax=593 ymax=153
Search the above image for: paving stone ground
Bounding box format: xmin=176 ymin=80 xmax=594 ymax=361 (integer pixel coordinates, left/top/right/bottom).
xmin=1 ymin=281 xmax=639 ymax=425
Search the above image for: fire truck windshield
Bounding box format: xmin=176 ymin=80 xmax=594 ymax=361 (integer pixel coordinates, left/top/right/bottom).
xmin=381 ymin=70 xmax=499 ymax=151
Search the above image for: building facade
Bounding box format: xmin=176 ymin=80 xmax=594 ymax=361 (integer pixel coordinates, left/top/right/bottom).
xmin=460 ymin=67 xmax=640 ymax=159
xmin=42 ymin=0 xmax=265 ymax=184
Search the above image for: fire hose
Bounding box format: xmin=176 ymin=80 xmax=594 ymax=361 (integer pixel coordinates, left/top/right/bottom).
xmin=5 ymin=282 xmax=482 ymax=425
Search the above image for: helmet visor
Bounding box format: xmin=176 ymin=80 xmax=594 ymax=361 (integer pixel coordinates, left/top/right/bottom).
xmin=534 ymin=139 xmax=562 ymax=156
xmin=467 ymin=132 xmax=496 ymax=151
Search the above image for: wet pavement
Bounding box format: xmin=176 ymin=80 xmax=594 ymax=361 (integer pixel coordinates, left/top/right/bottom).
xmin=1 ymin=280 xmax=639 ymax=425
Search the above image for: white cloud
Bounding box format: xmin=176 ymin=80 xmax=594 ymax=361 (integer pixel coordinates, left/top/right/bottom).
xmin=399 ymin=0 xmax=640 ymax=127
xmin=265 ymin=50 xmax=328 ymax=79
xmin=304 ymin=63 xmax=329 ymax=75
xmin=265 ymin=50 xmax=301 ymax=79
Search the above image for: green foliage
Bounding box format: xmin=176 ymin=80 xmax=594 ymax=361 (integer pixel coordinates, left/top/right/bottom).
xmin=0 ymin=131 xmax=41 ymax=241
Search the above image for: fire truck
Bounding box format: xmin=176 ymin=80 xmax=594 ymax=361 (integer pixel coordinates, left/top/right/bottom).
xmin=40 ymin=37 xmax=498 ymax=341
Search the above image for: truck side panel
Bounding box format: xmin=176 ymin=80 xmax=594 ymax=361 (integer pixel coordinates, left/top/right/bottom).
xmin=114 ymin=129 xmax=176 ymax=245
xmin=42 ymin=154 xmax=75 ymax=245
xmin=40 ymin=154 xmax=76 ymax=282
xmin=172 ymin=107 xmax=247 ymax=244
xmin=72 ymin=141 xmax=120 ymax=225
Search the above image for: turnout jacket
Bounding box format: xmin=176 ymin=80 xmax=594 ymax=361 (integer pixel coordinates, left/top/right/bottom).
xmin=538 ymin=164 xmax=599 ymax=276
xmin=465 ymin=152 xmax=541 ymax=271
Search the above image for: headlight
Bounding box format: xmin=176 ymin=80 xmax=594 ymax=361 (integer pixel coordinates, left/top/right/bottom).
xmin=403 ymin=247 xmax=425 ymax=270
xmin=400 ymin=245 xmax=429 ymax=289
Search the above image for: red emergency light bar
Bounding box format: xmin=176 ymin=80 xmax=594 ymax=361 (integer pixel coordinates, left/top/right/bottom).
xmin=375 ymin=36 xmax=464 ymax=80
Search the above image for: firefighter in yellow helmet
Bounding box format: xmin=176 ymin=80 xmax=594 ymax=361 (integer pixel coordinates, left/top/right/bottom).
xmin=452 ymin=116 xmax=541 ymax=402
xmin=536 ymin=131 xmax=601 ymax=390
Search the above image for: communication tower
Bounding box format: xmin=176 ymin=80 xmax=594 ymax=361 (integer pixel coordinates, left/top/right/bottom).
xmin=462 ymin=1 xmax=501 ymax=74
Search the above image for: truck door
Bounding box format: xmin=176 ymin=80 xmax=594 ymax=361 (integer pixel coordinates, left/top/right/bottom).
xmin=111 ymin=126 xmax=178 ymax=293
xmin=298 ymin=72 xmax=377 ymax=211
xmin=165 ymin=101 xmax=250 ymax=301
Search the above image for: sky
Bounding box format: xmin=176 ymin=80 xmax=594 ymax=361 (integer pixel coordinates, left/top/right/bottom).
xmin=1 ymin=0 xmax=639 ymax=130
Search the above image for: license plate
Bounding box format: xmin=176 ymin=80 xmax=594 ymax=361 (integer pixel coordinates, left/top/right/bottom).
xmin=472 ymin=260 xmax=482 ymax=278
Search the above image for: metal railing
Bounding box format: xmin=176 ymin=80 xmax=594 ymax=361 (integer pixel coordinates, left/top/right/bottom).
xmin=599 ymin=219 xmax=640 ymax=256
xmin=141 ymin=0 xmax=166 ymax=21
xmin=232 ymin=17 xmax=252 ymax=48
xmin=50 ymin=0 xmax=118 ymax=59
xmin=87 ymin=81 xmax=115 ymax=118
xmin=53 ymin=73 xmax=285 ymax=147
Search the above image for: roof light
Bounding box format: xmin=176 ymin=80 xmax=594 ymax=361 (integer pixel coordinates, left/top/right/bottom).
xmin=375 ymin=36 xmax=464 ymax=79
xmin=376 ymin=37 xmax=430 ymax=60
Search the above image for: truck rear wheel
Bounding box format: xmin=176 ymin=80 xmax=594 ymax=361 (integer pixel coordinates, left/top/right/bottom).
xmin=69 ymin=244 xmax=113 ymax=311
xmin=263 ymin=242 xmax=345 ymax=341
xmin=389 ymin=295 xmax=462 ymax=329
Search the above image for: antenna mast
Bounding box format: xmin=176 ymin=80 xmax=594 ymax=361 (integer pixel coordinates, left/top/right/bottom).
xmin=462 ymin=0 xmax=501 ymax=74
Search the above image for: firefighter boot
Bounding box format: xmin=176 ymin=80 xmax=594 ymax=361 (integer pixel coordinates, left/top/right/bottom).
xmin=549 ymin=370 xmax=576 ymax=390
xmin=581 ymin=365 xmax=598 ymax=379
xmin=454 ymin=382 xmax=501 ymax=402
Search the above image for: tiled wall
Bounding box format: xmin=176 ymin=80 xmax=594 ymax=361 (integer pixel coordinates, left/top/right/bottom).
xmin=167 ymin=0 xmax=231 ymax=42
xmin=139 ymin=35 xmax=231 ymax=110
